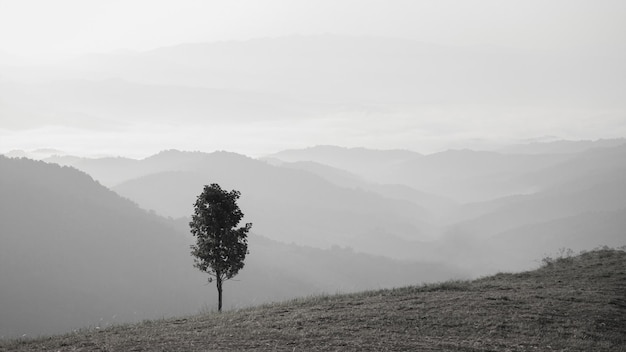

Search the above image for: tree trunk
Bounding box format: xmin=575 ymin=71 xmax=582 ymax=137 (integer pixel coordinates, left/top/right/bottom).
xmin=217 ymin=276 xmax=223 ymax=312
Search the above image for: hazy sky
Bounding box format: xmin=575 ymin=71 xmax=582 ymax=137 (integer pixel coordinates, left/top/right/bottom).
xmin=1 ymin=0 xmax=625 ymax=158
xmin=1 ymin=0 xmax=625 ymax=59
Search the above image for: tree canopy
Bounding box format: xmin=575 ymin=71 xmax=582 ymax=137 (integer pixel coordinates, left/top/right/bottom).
xmin=189 ymin=183 xmax=251 ymax=311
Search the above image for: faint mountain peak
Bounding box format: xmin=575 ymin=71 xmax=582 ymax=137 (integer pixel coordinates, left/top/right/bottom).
xmin=498 ymin=138 xmax=626 ymax=155
xmin=266 ymin=145 xmax=423 ymax=184
xmin=280 ymin=160 xmax=364 ymax=185
xmin=32 ymin=147 xmax=66 ymax=155
xmin=423 ymin=149 xmax=505 ymax=162
xmin=43 ymin=155 xmax=84 ymax=166
xmin=145 ymin=149 xmax=254 ymax=163
xmin=432 ymin=148 xmax=499 ymax=156
xmin=272 ymin=145 xmax=421 ymax=160
xmin=2 ymin=148 xmax=68 ymax=160
xmin=144 ymin=149 xmax=197 ymax=160
xmin=3 ymin=149 xmax=28 ymax=158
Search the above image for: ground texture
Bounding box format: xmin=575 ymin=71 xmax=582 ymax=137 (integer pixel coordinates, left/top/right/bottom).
xmin=2 ymin=249 xmax=625 ymax=351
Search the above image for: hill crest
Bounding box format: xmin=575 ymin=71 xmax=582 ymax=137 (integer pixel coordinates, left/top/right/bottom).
xmin=4 ymin=248 xmax=625 ymax=351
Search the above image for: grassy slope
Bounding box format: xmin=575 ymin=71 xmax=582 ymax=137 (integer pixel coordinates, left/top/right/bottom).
xmin=2 ymin=249 xmax=625 ymax=352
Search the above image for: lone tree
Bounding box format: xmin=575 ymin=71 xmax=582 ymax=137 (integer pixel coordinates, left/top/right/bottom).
xmin=190 ymin=183 xmax=251 ymax=312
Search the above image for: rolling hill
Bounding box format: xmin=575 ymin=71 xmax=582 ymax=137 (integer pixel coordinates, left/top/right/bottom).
xmin=4 ymin=248 xmax=625 ymax=351
xmin=268 ymin=146 xmax=574 ymax=202
xmin=497 ymin=138 xmax=626 ymax=155
xmin=265 ymin=145 xmax=422 ymax=183
xmin=264 ymin=141 xmax=626 ymax=274
xmin=0 ymin=156 xmax=204 ymax=337
xmin=39 ymin=141 xmax=626 ymax=271
xmin=435 ymin=144 xmax=626 ymax=273
xmin=0 ymin=156 xmax=460 ymax=338
xmin=275 ymin=159 xmax=457 ymax=219
xmin=110 ymin=150 xmax=435 ymax=250
xmin=46 ymin=149 xmax=438 ymax=251
xmin=12 ymin=139 xmax=626 ymax=275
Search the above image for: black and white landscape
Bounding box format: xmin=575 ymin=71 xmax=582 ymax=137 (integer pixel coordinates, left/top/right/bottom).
xmin=1 ymin=0 xmax=625 ymax=341
xmin=2 ymin=140 xmax=625 ymax=337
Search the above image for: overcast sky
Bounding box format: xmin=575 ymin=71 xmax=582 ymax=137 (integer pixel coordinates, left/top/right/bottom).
xmin=1 ymin=0 xmax=625 ymax=158
xmin=2 ymin=0 xmax=625 ymax=59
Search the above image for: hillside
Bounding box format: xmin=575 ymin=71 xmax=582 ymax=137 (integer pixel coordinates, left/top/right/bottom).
xmin=105 ymin=150 xmax=435 ymax=249
xmin=35 ymin=143 xmax=626 ymax=271
xmin=3 ymin=248 xmax=625 ymax=352
xmin=0 ymin=156 xmax=461 ymax=337
xmin=265 ymin=142 xmax=626 ymax=273
xmin=498 ymin=138 xmax=626 ymax=155
xmin=0 ymin=156 xmax=203 ymax=337
xmin=269 ymin=146 xmax=575 ymax=203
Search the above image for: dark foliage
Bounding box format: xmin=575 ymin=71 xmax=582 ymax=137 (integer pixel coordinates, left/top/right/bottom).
xmin=189 ymin=184 xmax=251 ymax=311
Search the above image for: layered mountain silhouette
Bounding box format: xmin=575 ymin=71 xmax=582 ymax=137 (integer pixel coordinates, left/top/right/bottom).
xmin=497 ymin=138 xmax=626 ymax=155
xmin=0 ymin=156 xmax=458 ymax=337
xmin=269 ymin=146 xmax=575 ymax=202
xmin=2 ymin=33 xmax=625 ymax=339
xmin=110 ymin=151 xmax=434 ymax=250
xmin=39 ymin=139 xmax=626 ymax=273
xmin=266 ymin=141 xmax=626 ymax=271
xmin=0 ymin=156 xmax=202 ymax=337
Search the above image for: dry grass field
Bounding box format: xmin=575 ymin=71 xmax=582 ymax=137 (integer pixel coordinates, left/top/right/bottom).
xmin=2 ymin=248 xmax=625 ymax=351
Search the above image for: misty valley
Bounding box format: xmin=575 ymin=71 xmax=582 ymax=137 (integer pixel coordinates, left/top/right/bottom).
xmin=1 ymin=1 xmax=626 ymax=349
xmin=1 ymin=140 xmax=625 ymax=338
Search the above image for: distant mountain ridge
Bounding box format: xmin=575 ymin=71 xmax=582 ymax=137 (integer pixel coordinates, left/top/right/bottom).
xmin=498 ymin=138 xmax=626 ymax=154
xmin=265 ymin=141 xmax=626 ymax=272
xmin=109 ymin=150 xmax=435 ymax=248
xmin=4 ymin=139 xmax=625 ymax=273
xmin=1 ymin=156 xmax=460 ymax=337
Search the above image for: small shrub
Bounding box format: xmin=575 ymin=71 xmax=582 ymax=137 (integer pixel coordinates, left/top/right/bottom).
xmin=541 ymin=247 xmax=575 ymax=267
